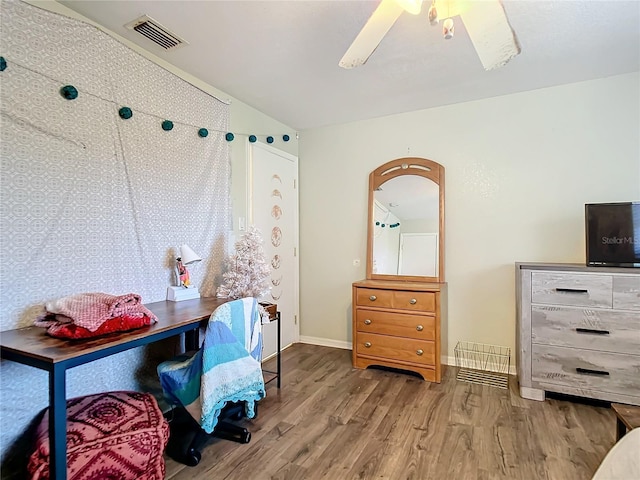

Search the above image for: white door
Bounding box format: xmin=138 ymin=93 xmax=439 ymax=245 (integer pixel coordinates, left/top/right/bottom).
xmin=398 ymin=233 xmax=438 ymax=277
xmin=249 ymin=142 xmax=299 ymax=358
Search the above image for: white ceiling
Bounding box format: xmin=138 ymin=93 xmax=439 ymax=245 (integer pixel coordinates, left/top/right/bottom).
xmin=59 ymin=0 xmax=640 ymax=131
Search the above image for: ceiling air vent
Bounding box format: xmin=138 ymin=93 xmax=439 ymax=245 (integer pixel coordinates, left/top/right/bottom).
xmin=124 ymin=15 xmax=188 ymax=50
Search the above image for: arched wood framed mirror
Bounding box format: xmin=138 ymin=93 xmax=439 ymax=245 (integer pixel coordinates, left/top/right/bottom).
xmin=366 ymin=157 xmax=445 ymax=282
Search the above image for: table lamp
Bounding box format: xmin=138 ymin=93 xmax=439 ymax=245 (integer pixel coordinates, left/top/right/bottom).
xmin=167 ymin=244 xmax=202 ymax=302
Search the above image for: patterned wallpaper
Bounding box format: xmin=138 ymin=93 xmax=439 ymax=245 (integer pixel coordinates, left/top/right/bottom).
xmin=0 ymin=0 xmax=231 ymax=467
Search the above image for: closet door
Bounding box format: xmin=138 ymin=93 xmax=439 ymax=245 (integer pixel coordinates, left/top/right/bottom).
xmin=249 ymin=142 xmax=299 ymax=358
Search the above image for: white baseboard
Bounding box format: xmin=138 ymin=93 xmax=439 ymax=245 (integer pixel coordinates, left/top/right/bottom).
xmin=298 ymin=336 xmax=351 ymax=350
xmin=262 ymin=342 xmax=293 ymax=362
xmin=291 ymin=344 xmax=518 ymax=376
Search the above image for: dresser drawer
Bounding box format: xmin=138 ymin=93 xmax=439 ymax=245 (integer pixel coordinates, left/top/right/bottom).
xmin=531 ymin=305 xmax=640 ymax=355
xmin=355 ymin=288 xmax=393 ymax=308
xmin=532 ymin=344 xmax=640 ymax=398
xmin=356 ymin=332 xmax=435 ymax=366
xmin=355 ymin=288 xmax=435 ymax=312
xmin=613 ymin=276 xmax=640 ymax=311
xmin=355 ymin=308 xmax=435 ymax=340
xmin=393 ymin=291 xmax=435 ymax=312
xmin=531 ymin=272 xmax=612 ymax=308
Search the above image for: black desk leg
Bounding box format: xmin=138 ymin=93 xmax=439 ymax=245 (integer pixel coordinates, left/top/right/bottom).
xmin=49 ymin=364 xmax=67 ymax=480
xmin=277 ymin=311 xmax=281 ymax=389
xmin=616 ymin=418 xmax=627 ymax=441
xmin=184 ymin=328 xmax=199 ymax=352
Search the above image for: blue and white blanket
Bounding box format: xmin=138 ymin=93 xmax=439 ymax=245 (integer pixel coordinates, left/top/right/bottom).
xmin=157 ymin=297 xmax=266 ymax=433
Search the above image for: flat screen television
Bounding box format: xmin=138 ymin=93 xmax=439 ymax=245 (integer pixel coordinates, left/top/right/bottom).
xmin=585 ymin=202 xmax=640 ymax=267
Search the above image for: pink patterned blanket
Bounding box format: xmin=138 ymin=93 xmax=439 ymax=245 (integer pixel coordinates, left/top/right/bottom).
xmin=28 ymin=391 xmax=169 ymax=480
xmin=37 ymin=293 xmax=157 ymax=332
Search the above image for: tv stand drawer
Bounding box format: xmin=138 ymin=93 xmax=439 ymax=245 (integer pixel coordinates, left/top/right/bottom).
xmin=531 ymin=272 xmax=612 ymax=308
xmin=613 ymin=276 xmax=640 ymax=311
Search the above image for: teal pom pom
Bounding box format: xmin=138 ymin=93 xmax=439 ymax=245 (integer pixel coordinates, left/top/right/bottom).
xmin=282 ymin=134 xmax=290 ymax=142
xmin=118 ymin=107 xmax=132 ymax=119
xmin=225 ymin=132 xmax=235 ymax=141
xmin=375 ymin=221 xmax=380 ymax=226
xmin=60 ymin=85 xmax=78 ymax=100
xmin=198 ymin=128 xmax=208 ymax=138
xmin=266 ymin=136 xmax=274 ymax=144
xmin=249 ymin=135 xmax=257 ymax=143
xmin=381 ymin=224 xmax=386 ymax=227
xmin=162 ymin=120 xmax=173 ymax=131
xmin=0 ymin=57 xmax=6 ymax=72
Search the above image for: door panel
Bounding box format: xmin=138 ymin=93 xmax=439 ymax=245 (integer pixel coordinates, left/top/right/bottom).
xmin=398 ymin=233 xmax=438 ymax=277
xmin=250 ymin=142 xmax=299 ymax=358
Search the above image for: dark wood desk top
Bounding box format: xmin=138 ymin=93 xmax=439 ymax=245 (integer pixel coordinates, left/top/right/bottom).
xmin=0 ymin=297 xmax=225 ymax=365
xmin=612 ymin=403 xmax=640 ymax=430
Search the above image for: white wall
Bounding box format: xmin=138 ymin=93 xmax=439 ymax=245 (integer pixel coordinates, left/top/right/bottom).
xmin=298 ymin=72 xmax=640 ymax=362
xmin=26 ymin=1 xmax=298 ymax=240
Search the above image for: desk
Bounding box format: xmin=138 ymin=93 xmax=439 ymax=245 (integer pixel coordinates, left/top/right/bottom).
xmin=0 ymin=297 xmax=226 ymax=480
xmin=612 ymin=403 xmax=640 ymax=441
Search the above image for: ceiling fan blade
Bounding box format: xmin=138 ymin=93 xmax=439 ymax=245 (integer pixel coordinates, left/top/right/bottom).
xmin=339 ymin=0 xmax=404 ymax=69
xmin=460 ymin=0 xmax=521 ymax=71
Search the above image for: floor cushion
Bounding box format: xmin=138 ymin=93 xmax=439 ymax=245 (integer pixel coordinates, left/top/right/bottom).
xmin=28 ymin=391 xmax=169 ymax=480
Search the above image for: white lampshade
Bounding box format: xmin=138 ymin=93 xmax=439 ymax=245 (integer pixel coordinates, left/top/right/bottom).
xmin=179 ymin=244 xmax=201 ymax=265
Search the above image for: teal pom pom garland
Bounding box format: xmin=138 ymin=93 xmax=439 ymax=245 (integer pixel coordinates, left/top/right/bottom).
xmin=60 ymin=85 xmax=78 ymax=100
xmin=118 ymin=107 xmax=133 ymax=119
xmin=0 ymin=57 xmax=6 ymax=72
xmin=375 ymin=221 xmax=400 ymax=228
xmin=25 ymin=73 xmax=293 ymax=140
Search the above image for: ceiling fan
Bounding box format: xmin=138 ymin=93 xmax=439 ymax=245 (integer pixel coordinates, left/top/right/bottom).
xmin=339 ymin=0 xmax=520 ymax=71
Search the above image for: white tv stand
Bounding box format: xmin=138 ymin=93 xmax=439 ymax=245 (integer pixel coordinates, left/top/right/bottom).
xmin=516 ymin=262 xmax=640 ymax=405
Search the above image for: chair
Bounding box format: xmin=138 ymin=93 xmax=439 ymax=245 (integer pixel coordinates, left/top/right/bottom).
xmin=157 ymin=297 xmax=266 ymax=466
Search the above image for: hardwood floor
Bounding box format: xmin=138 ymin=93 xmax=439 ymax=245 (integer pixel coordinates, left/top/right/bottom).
xmin=165 ymin=343 xmax=616 ymax=480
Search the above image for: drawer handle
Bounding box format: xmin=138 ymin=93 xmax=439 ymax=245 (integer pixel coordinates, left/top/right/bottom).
xmin=576 ymin=367 xmax=609 ymax=376
xmin=369 ymin=295 xmax=377 ymax=301
xmin=364 ymin=319 xmax=372 ymax=325
xmin=416 ymin=325 xmax=424 ymax=331
xmin=576 ymin=328 xmax=610 ymax=335
xmin=409 ymin=298 xmax=417 ymax=305
xmin=364 ymin=342 xmax=372 ymax=348
xmin=416 ymin=349 xmax=424 ymax=356
xmin=556 ymin=288 xmax=588 ymax=294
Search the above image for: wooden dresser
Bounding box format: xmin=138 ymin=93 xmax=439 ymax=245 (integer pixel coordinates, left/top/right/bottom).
xmin=516 ymin=263 xmax=640 ymax=405
xmin=352 ymin=279 xmax=445 ymax=382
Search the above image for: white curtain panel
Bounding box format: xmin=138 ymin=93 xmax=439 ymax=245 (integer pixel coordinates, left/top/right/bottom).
xmin=0 ymin=0 xmax=231 ymax=462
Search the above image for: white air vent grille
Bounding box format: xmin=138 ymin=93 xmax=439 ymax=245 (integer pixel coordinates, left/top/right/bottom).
xmin=125 ymin=15 xmax=188 ymax=50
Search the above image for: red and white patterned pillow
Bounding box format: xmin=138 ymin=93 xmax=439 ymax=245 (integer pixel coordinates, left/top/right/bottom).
xmin=28 ymin=391 xmax=169 ymax=480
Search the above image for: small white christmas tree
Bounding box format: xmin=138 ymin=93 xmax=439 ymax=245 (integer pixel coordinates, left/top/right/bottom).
xmin=216 ymin=226 xmax=271 ymax=301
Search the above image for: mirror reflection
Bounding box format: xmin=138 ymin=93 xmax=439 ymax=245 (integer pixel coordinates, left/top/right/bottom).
xmin=372 ymin=175 xmax=440 ymax=276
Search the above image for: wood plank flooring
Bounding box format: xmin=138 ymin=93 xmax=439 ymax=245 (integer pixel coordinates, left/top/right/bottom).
xmin=165 ymin=343 xmax=617 ymax=480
